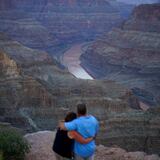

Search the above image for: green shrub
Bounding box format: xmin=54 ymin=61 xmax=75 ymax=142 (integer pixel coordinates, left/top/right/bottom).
xmin=0 ymin=128 xmax=30 ymax=160
xmin=0 ymin=151 xmax=3 ymax=160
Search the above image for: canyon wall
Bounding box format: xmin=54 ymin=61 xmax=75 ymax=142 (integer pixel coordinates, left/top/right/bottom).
xmin=0 ymin=33 xmax=138 ymax=132
xmin=98 ymin=107 xmax=160 ymax=155
xmin=0 ymin=1 xmax=159 ymax=155
xmin=81 ymin=4 xmax=160 ymax=106
xmin=0 ymin=0 xmax=133 ymax=59
xmin=1 ymin=33 xmax=159 ymax=154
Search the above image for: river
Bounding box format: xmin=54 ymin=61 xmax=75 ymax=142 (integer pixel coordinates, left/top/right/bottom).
xmin=61 ymin=43 xmax=93 ymax=80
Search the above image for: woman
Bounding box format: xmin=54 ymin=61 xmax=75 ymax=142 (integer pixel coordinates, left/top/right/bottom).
xmin=52 ymin=112 xmax=93 ymax=160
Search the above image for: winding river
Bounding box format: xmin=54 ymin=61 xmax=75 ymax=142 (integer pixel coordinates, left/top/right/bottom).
xmin=62 ymin=43 xmax=93 ymax=80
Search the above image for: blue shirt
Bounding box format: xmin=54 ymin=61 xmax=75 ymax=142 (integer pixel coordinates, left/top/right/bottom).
xmin=64 ymin=115 xmax=99 ymax=158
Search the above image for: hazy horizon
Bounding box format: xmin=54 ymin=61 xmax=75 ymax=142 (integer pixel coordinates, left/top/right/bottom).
xmin=116 ymin=0 xmax=160 ymax=5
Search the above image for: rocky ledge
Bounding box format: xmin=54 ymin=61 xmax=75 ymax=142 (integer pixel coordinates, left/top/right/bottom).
xmin=98 ymin=107 xmax=160 ymax=155
xmin=24 ymin=131 xmax=160 ymax=160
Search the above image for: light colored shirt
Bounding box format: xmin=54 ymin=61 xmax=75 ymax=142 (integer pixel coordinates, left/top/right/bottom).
xmin=65 ymin=115 xmax=99 ymax=158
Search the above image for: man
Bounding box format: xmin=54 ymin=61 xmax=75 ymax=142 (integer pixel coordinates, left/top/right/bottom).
xmin=59 ymin=103 xmax=99 ymax=160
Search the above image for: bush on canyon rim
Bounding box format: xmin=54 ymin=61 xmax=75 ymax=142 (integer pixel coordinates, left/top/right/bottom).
xmin=0 ymin=151 xmax=3 ymax=160
xmin=0 ymin=128 xmax=30 ymax=160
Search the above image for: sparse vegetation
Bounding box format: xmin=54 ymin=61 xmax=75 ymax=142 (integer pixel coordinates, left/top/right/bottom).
xmin=0 ymin=128 xmax=30 ymax=160
xmin=0 ymin=151 xmax=3 ymax=160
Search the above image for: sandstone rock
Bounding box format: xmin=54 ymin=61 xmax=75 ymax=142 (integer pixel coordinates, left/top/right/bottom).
xmin=24 ymin=131 xmax=160 ymax=160
xmin=0 ymin=51 xmax=20 ymax=78
xmin=124 ymin=152 xmax=146 ymax=160
xmin=145 ymin=155 xmax=160 ymax=160
xmin=96 ymin=145 xmax=160 ymax=160
xmin=24 ymin=131 xmax=56 ymax=160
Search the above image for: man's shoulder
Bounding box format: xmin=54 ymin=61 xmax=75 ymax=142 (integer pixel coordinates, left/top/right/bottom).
xmin=89 ymin=115 xmax=98 ymax=121
xmin=76 ymin=115 xmax=98 ymax=123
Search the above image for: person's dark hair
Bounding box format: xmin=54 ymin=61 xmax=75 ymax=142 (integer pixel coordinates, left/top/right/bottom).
xmin=77 ymin=103 xmax=87 ymax=115
xmin=65 ymin=112 xmax=77 ymax=122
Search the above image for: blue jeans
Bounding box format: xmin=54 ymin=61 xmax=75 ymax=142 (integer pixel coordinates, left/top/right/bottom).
xmin=74 ymin=154 xmax=94 ymax=160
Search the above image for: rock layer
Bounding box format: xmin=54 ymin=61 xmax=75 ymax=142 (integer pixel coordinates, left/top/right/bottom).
xmin=0 ymin=33 xmax=137 ymax=132
xmin=0 ymin=1 xmax=159 ymax=156
xmin=97 ymin=107 xmax=160 ymax=155
xmin=123 ymin=4 xmax=160 ymax=33
xmin=0 ymin=0 xmax=133 ymax=59
xmin=81 ymin=4 xmax=160 ymax=106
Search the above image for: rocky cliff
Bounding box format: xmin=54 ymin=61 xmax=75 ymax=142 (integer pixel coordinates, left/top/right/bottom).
xmin=24 ymin=130 xmax=160 ymax=160
xmin=1 ymin=33 xmax=160 ymax=154
xmin=81 ymin=4 xmax=160 ymax=106
xmin=0 ymin=0 xmax=133 ymax=60
xmin=0 ymin=33 xmax=138 ymax=132
xmin=1 ymin=1 xmax=159 ymax=155
xmin=123 ymin=4 xmax=160 ymax=32
xmin=98 ymin=107 xmax=160 ymax=155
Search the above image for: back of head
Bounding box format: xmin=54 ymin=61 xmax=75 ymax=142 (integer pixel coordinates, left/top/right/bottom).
xmin=65 ymin=112 xmax=77 ymax=122
xmin=77 ymin=103 xmax=87 ymax=116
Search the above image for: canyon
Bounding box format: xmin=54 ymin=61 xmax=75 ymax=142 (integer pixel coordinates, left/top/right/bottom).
xmin=0 ymin=32 xmax=138 ymax=131
xmin=0 ymin=0 xmax=160 ymax=157
xmin=81 ymin=3 xmax=160 ymax=107
xmin=0 ymin=0 xmax=133 ymax=61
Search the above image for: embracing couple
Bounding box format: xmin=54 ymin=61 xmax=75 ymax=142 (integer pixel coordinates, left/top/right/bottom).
xmin=52 ymin=103 xmax=99 ymax=160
